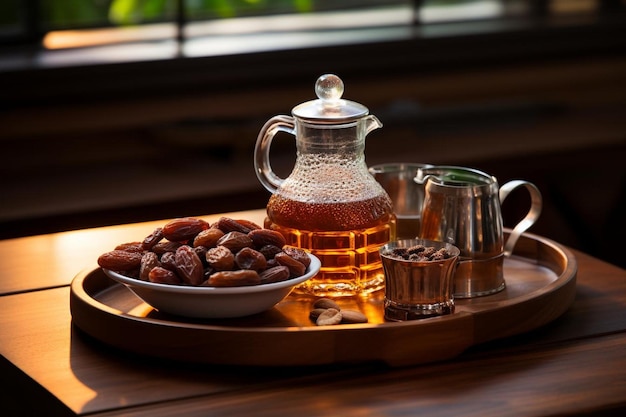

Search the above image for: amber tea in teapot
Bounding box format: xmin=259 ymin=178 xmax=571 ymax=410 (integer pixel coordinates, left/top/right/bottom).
xmin=255 ymin=75 xmax=395 ymax=297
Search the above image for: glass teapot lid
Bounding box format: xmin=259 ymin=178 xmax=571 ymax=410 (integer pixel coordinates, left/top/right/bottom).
xmin=291 ymin=74 xmax=370 ymax=122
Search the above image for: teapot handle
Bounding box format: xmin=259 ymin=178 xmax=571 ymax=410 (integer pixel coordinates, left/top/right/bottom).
xmin=254 ymin=115 xmax=296 ymax=193
xmin=499 ymin=180 xmax=543 ymax=257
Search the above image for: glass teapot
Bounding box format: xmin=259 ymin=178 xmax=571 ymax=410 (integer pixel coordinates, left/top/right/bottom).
xmin=254 ymin=74 xmax=395 ymax=298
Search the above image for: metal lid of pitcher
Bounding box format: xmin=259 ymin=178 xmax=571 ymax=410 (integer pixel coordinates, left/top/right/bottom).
xmin=291 ymin=74 xmax=369 ymax=122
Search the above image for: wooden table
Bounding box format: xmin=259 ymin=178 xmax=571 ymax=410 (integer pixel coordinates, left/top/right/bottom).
xmin=1 ymin=209 xmax=625 ymax=416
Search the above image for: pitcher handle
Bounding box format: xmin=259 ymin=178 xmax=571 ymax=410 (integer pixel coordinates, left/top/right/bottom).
xmin=254 ymin=115 xmax=296 ymax=193
xmin=499 ymin=180 xmax=543 ymax=257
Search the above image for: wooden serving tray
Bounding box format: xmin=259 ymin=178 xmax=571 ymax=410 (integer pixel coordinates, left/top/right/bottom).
xmin=70 ymin=232 xmax=577 ymax=367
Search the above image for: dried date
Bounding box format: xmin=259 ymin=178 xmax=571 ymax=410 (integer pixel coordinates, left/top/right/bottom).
xmin=205 ymin=270 xmax=261 ymax=287
xmin=139 ymin=251 xmax=160 ymax=281
xmin=274 ymin=252 xmax=306 ymax=277
xmin=160 ymin=251 xmax=177 ymax=271
xmin=162 ymin=217 xmax=209 ymax=242
xmin=282 ymin=246 xmax=311 ymax=268
xmin=248 ymin=229 xmax=286 ymax=249
xmin=217 ymin=231 xmax=253 ymax=253
xmin=114 ymin=242 xmax=144 ymax=253
xmin=174 ymin=245 xmax=204 ymax=286
xmin=205 ymin=246 xmax=235 ymax=271
xmin=193 ymin=246 xmax=209 ymax=266
xmin=258 ymin=244 xmax=283 ymax=261
xmin=193 ymin=228 xmax=224 ymax=248
xmin=98 ymin=250 xmax=143 ymax=271
xmin=235 ymin=218 xmax=262 ymax=232
xmin=152 ymin=241 xmax=183 ymax=255
xmin=235 ymin=247 xmax=267 ymax=271
xmin=142 ymin=227 xmax=164 ymax=250
xmin=148 ymin=266 xmax=181 ymax=285
xmin=259 ymin=265 xmax=290 ymax=284
xmin=213 ymin=217 xmax=253 ymax=234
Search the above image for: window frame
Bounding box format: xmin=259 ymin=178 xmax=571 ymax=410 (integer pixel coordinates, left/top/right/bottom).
xmin=1 ymin=1 xmax=625 ymax=110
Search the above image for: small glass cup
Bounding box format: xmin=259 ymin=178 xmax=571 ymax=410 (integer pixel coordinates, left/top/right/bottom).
xmin=380 ymin=239 xmax=460 ymax=321
xmin=368 ymin=162 xmax=433 ymax=239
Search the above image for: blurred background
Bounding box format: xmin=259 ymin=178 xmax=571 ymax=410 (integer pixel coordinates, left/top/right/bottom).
xmin=0 ymin=0 xmax=624 ymax=267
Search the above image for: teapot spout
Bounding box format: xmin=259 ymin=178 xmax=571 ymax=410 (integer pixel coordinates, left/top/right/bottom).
xmin=365 ymin=115 xmax=383 ymax=135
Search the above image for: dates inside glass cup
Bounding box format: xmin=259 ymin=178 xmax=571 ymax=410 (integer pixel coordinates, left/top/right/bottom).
xmin=382 ymin=244 xmax=454 ymax=262
xmin=97 ymin=217 xmax=311 ymax=288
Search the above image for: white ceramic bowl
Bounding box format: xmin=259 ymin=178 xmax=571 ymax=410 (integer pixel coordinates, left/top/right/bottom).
xmin=103 ymin=253 xmax=320 ymax=319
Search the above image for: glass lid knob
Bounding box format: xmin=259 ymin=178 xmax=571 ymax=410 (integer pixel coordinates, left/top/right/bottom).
xmin=315 ymin=74 xmax=344 ymax=105
xmin=291 ymin=74 xmax=369 ymax=121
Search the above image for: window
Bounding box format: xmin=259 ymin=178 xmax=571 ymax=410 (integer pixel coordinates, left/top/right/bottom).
xmin=1 ymin=1 xmax=623 ymax=92
xmin=5 ymin=1 xmax=619 ymax=54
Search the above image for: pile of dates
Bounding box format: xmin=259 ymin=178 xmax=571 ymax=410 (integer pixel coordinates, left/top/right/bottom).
xmin=97 ymin=217 xmax=311 ymax=287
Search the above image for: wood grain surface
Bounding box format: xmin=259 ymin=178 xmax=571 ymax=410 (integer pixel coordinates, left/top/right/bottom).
xmin=88 ymin=334 xmax=626 ymax=417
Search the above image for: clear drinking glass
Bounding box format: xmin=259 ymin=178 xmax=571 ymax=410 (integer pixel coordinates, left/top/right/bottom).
xmin=369 ymin=163 xmax=432 ymax=240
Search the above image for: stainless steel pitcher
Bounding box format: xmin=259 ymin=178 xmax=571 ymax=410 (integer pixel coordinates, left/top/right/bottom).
xmin=416 ymin=166 xmax=542 ymax=298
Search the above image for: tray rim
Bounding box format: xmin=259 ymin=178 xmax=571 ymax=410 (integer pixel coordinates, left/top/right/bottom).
xmin=69 ymin=231 xmax=577 ymax=367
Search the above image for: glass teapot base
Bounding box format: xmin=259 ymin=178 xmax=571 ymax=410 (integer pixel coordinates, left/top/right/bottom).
xmin=265 ymin=214 xmax=393 ymax=299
